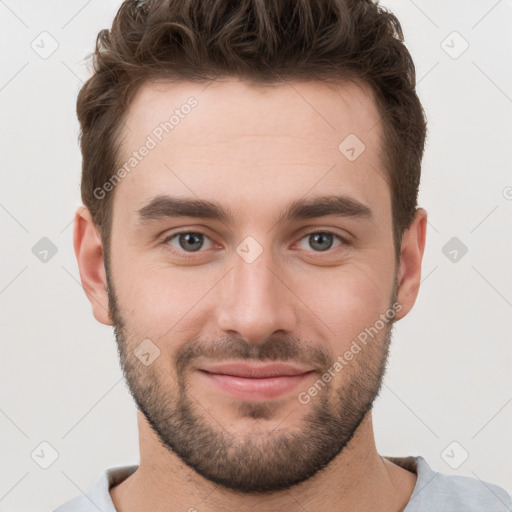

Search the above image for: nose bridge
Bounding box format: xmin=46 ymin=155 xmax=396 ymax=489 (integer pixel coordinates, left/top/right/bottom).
xmin=216 ymin=243 xmax=296 ymax=343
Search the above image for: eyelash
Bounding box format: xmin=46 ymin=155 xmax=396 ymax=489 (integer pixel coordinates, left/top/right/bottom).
xmin=161 ymin=229 xmax=349 ymax=258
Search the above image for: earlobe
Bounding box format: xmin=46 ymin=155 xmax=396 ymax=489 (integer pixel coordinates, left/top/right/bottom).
xmin=394 ymin=208 xmax=428 ymax=322
xmin=73 ymin=206 xmax=112 ymax=326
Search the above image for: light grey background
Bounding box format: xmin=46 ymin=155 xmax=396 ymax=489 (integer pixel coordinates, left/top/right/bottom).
xmin=1 ymin=1 xmax=511 ymax=510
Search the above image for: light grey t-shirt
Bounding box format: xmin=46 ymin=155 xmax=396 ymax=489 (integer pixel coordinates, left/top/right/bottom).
xmin=53 ymin=455 xmax=512 ymax=511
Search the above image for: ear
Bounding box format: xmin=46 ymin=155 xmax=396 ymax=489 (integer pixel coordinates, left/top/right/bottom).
xmin=394 ymin=208 xmax=428 ymax=321
xmin=73 ymin=206 xmax=112 ymax=326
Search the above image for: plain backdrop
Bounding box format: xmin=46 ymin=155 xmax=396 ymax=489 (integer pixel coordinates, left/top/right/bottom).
xmin=1 ymin=1 xmax=511 ymax=510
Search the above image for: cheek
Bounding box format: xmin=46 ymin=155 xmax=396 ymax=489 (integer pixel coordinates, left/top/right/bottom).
xmin=115 ymin=259 xmax=217 ymax=338
xmin=299 ymin=263 xmax=392 ymax=345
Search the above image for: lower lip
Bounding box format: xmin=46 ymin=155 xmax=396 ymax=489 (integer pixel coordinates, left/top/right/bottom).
xmin=197 ymin=370 xmax=315 ymax=400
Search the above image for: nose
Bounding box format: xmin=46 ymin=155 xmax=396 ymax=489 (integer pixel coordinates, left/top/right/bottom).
xmin=216 ymin=248 xmax=297 ymax=345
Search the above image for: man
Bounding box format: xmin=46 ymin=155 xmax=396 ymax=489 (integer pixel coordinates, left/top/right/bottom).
xmin=54 ymin=0 xmax=512 ymax=510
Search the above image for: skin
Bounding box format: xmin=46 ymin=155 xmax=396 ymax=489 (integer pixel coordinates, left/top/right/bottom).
xmin=74 ymin=77 xmax=427 ymax=511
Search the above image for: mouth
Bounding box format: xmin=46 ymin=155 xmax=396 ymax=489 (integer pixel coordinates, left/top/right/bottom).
xmin=195 ymin=362 xmax=316 ymax=400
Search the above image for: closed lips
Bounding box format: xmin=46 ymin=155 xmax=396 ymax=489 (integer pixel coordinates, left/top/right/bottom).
xmin=198 ymin=363 xmax=315 ymax=379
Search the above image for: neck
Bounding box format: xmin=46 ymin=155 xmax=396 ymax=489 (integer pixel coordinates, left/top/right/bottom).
xmin=110 ymin=411 xmax=417 ymax=512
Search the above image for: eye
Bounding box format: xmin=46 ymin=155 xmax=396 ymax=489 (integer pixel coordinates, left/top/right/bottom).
xmin=295 ymin=231 xmax=346 ymax=252
xmin=163 ymin=231 xmax=214 ymax=253
xmin=161 ymin=229 xmax=348 ymax=257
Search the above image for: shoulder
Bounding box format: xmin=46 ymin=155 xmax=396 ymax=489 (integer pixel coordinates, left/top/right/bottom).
xmin=52 ymin=465 xmax=138 ymax=512
xmin=386 ymin=455 xmax=512 ymax=512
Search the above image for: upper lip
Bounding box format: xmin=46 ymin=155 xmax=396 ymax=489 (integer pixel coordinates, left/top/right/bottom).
xmin=198 ymin=362 xmax=315 ymax=378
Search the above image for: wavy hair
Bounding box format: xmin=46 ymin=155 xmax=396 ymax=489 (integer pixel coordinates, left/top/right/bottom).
xmin=76 ymin=0 xmax=427 ymax=262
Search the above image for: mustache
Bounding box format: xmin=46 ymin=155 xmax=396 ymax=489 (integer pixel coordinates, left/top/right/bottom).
xmin=174 ymin=334 xmax=334 ymax=377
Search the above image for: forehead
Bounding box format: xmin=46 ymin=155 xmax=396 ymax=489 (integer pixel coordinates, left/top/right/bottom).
xmin=122 ymin=77 xmax=382 ymax=149
xmin=115 ymin=77 xmax=389 ymax=225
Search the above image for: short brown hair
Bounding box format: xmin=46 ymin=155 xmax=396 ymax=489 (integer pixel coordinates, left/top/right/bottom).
xmin=76 ymin=0 xmax=427 ymax=264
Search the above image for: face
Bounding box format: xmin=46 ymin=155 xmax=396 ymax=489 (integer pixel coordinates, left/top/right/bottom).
xmin=102 ymin=77 xmax=405 ymax=493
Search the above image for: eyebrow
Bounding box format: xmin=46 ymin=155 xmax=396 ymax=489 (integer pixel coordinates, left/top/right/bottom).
xmin=136 ymin=194 xmax=374 ymax=227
